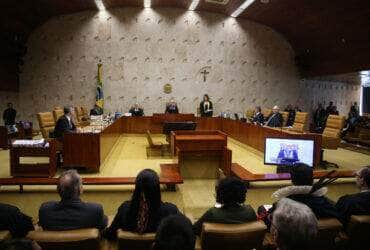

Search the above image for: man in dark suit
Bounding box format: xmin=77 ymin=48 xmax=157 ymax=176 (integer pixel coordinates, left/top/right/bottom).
xmin=39 ymin=170 xmax=108 ymax=230
xmin=0 ymin=203 xmax=34 ymax=237
xmin=54 ymin=107 xmax=76 ymax=139
xmin=336 ymin=166 xmax=370 ymax=225
xmin=265 ymin=105 xmax=283 ymax=127
xmin=3 ymin=102 xmax=17 ymax=133
xmin=165 ymin=99 xmax=179 ymax=114
xmin=129 ymin=103 xmax=144 ymax=116
xmin=251 ymin=106 xmax=264 ymax=125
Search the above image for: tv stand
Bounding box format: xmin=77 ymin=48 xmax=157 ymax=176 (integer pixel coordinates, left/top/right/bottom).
xmin=276 ymin=165 xmax=291 ymax=173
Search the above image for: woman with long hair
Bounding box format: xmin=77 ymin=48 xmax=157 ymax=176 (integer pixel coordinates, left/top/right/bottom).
xmin=104 ymin=169 xmax=179 ymax=239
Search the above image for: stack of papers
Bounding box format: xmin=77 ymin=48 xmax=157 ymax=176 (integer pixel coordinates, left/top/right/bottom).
xmin=12 ymin=139 xmax=47 ymax=148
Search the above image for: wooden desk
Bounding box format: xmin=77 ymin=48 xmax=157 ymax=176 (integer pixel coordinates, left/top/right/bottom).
xmin=152 ymin=113 xmax=195 ymax=123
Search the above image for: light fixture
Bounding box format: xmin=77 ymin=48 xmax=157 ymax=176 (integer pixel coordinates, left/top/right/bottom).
xmin=144 ymin=0 xmax=151 ymax=8
xmin=189 ymin=0 xmax=200 ymax=11
xmin=95 ymin=0 xmax=106 ymax=11
xmin=230 ymin=0 xmax=256 ymax=18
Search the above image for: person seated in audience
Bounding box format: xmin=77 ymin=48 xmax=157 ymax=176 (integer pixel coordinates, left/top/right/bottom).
xmin=251 ymin=106 xmax=264 ymax=125
xmin=104 ymin=169 xmax=179 ymax=239
xmin=39 ymin=170 xmax=108 ymax=230
xmin=265 ymin=105 xmax=283 ymax=127
xmin=2 ymin=102 xmax=17 ymax=134
xmin=0 ymin=238 xmax=41 ymax=250
xmin=313 ymin=102 xmax=326 ymax=131
xmin=326 ymin=101 xmax=335 ymax=115
xmin=332 ymin=106 xmax=339 ymax=115
xmin=271 ymin=163 xmax=340 ymax=220
xmin=344 ymin=102 xmax=360 ymax=133
xmin=284 ymin=104 xmax=295 ymax=127
xmin=193 ymin=177 xmax=257 ymax=236
xmin=90 ymin=104 xmax=103 ymax=116
xmin=129 ymin=103 xmax=144 ymax=116
xmin=54 ymin=106 xmax=76 ymax=140
xmin=199 ymin=94 xmax=213 ymax=117
xmin=335 ymin=166 xmax=370 ymax=225
xmin=153 ymin=214 xmax=195 ymax=250
xmin=165 ymin=98 xmax=179 ymax=114
xmin=271 ymin=198 xmax=318 ymax=250
xmin=0 ymin=203 xmax=34 ymax=237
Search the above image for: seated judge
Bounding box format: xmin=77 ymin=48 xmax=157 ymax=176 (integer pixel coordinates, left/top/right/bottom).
xmin=0 ymin=203 xmax=34 ymax=237
xmin=165 ymin=98 xmax=179 ymax=114
xmin=104 ymin=169 xmax=179 ymax=239
xmin=265 ymin=105 xmax=283 ymax=127
xmin=336 ymin=166 xmax=370 ymax=225
xmin=90 ymin=104 xmax=103 ymax=116
xmin=251 ymin=106 xmax=264 ymax=125
xmin=199 ymin=94 xmax=213 ymax=117
xmin=54 ymin=106 xmax=76 ymax=139
xmin=39 ymin=170 xmax=108 ymax=230
xmin=129 ymin=103 xmax=144 ymax=116
xmin=193 ymin=177 xmax=257 ymax=236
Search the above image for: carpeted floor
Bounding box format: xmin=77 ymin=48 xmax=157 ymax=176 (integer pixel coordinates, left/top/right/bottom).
xmin=0 ymin=134 xmax=369 ymax=220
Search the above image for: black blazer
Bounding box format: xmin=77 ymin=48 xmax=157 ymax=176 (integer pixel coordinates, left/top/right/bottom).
xmin=54 ymin=115 xmax=76 ymax=139
xmin=252 ymin=112 xmax=264 ymax=125
xmin=3 ymin=108 xmax=16 ymax=125
xmin=39 ymin=199 xmax=108 ymax=231
xmin=165 ymin=104 xmax=179 ymax=114
xmin=266 ymin=113 xmax=283 ymax=127
xmin=0 ymin=203 xmax=34 ymax=237
xmin=199 ymin=101 xmax=213 ymax=117
xmin=104 ymin=200 xmax=179 ymax=239
xmin=335 ymin=191 xmax=370 ymax=225
xmin=129 ymin=107 xmax=144 ymax=116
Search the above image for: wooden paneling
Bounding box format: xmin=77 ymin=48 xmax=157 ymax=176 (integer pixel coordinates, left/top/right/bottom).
xmin=100 ymin=119 xmax=122 ymax=163
xmin=196 ymin=0 xmax=244 ymax=15
xmin=121 ymin=116 xmax=162 ymax=133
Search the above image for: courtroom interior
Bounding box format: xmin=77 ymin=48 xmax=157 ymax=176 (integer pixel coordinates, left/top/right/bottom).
xmin=1 ymin=1 xmax=370 ymax=250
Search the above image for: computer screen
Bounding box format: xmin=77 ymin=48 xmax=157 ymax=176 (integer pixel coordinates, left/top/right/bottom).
xmin=264 ymin=137 xmax=314 ymax=167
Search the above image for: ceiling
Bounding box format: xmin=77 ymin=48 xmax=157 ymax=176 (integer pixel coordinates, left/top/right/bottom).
xmin=1 ymin=0 xmax=370 ymax=91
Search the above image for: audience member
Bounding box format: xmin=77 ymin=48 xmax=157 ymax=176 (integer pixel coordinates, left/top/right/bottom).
xmin=39 ymin=170 xmax=107 ymax=230
xmin=54 ymin=106 xmax=76 ymax=139
xmin=153 ymin=214 xmax=195 ymax=250
xmin=199 ymin=94 xmax=213 ymax=117
xmin=326 ymin=101 xmax=335 ymax=115
xmin=265 ymin=106 xmax=283 ymax=127
xmin=193 ymin=177 xmax=256 ymax=236
xmin=0 ymin=203 xmax=34 ymax=237
xmin=284 ymin=104 xmax=295 ymax=127
xmin=104 ymin=169 xmax=179 ymax=239
xmin=129 ymin=103 xmax=144 ymax=116
xmin=271 ymin=198 xmax=318 ymax=250
xmin=165 ymin=99 xmax=179 ymax=114
xmin=313 ymin=103 xmax=326 ymax=131
xmin=0 ymin=238 xmax=41 ymax=250
xmin=252 ymin=106 xmax=264 ymax=125
xmin=90 ymin=104 xmax=103 ymax=116
xmin=336 ymin=166 xmax=370 ymax=225
xmin=2 ymin=102 xmax=17 ymax=133
xmin=344 ymin=102 xmax=361 ymax=133
xmin=272 ymin=163 xmax=340 ymax=220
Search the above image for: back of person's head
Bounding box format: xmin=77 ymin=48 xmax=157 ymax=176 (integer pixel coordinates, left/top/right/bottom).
xmin=357 ymin=166 xmax=370 ymax=189
xmin=290 ymin=163 xmax=313 ymax=186
xmin=63 ymin=106 xmax=72 ymax=115
xmin=272 ymin=198 xmax=317 ymax=250
xmin=216 ymin=177 xmax=247 ymax=206
xmin=57 ymin=169 xmax=82 ymax=200
xmin=203 ymin=94 xmax=209 ymax=101
xmin=7 ymin=102 xmax=13 ymax=108
xmin=153 ymin=214 xmax=195 ymax=250
xmin=255 ymin=106 xmax=261 ymax=112
xmin=0 ymin=239 xmax=40 ymax=250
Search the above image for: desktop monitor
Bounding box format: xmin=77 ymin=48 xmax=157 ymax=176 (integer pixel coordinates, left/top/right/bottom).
xmin=264 ymin=137 xmax=314 ymax=167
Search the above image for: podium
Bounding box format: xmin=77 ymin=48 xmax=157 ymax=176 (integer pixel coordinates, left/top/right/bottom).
xmin=171 ymin=130 xmax=231 ymax=179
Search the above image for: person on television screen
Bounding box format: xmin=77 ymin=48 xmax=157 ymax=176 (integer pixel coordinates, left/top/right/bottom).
xmin=276 ymin=144 xmax=299 ymax=165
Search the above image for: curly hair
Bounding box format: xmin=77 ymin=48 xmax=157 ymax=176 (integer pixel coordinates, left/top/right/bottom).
xmin=216 ymin=177 xmax=247 ymax=206
xmin=290 ymin=163 xmax=313 ymax=186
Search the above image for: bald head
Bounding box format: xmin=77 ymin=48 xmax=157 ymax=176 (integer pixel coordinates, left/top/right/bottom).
xmin=57 ymin=170 xmax=82 ymax=200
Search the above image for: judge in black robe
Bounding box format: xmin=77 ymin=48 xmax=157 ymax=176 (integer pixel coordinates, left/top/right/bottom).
xmin=54 ymin=107 xmax=76 ymax=139
xmin=165 ymin=99 xmax=179 ymax=114
xmin=129 ymin=103 xmax=144 ymax=116
xmin=90 ymin=104 xmax=103 ymax=116
xmin=265 ymin=106 xmax=283 ymax=127
xmin=199 ymin=94 xmax=213 ymax=117
xmin=251 ymin=106 xmax=264 ymax=125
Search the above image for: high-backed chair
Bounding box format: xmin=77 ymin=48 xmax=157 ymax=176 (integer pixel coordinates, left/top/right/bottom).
xmin=313 ymin=218 xmax=343 ymax=250
xmin=117 ymin=229 xmax=155 ymax=250
xmin=346 ymin=215 xmax=370 ymax=249
xmin=37 ymin=112 xmax=55 ymax=139
xmin=245 ymin=109 xmax=254 ymax=120
xmin=321 ymin=115 xmax=346 ymax=168
xmin=53 ymin=108 xmax=64 ymax=122
xmin=281 ymin=111 xmax=289 ymax=127
xmin=200 ymin=221 xmax=267 ymax=250
xmin=146 ymin=130 xmax=169 ymax=157
xmin=27 ymin=228 xmax=100 ymax=250
xmin=75 ymin=107 xmax=89 ymax=126
xmin=286 ymin=112 xmax=309 ymax=133
xmin=262 ymin=109 xmax=272 ymax=119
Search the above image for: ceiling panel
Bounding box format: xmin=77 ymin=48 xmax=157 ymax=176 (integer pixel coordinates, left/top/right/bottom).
xmin=196 ymin=0 xmax=244 ymax=15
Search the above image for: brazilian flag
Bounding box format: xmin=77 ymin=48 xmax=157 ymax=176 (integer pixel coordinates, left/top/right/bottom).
xmin=96 ymin=61 xmax=104 ymax=111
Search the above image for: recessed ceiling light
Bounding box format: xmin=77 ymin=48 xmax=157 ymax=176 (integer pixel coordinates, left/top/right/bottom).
xmin=189 ymin=0 xmax=200 ymax=11
xmin=95 ymin=0 xmax=106 ymax=11
xmin=144 ymin=0 xmax=151 ymax=8
xmin=230 ymin=0 xmax=256 ymax=18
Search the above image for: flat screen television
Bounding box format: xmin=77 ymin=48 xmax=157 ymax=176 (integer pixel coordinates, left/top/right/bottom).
xmin=264 ymin=137 xmax=314 ymax=167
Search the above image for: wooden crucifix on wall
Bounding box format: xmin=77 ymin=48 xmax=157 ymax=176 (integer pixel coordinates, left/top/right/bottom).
xmin=201 ymin=69 xmax=209 ymax=82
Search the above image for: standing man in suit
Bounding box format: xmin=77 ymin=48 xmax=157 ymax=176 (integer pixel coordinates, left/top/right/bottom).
xmin=3 ymin=102 xmax=17 ymax=133
xmin=199 ymin=94 xmax=213 ymax=117
xmin=129 ymin=103 xmax=144 ymax=116
xmin=251 ymin=106 xmax=264 ymax=125
xmin=54 ymin=107 xmax=76 ymax=139
xmin=265 ymin=106 xmax=283 ymax=127
xmin=336 ymin=166 xmax=370 ymax=225
xmin=165 ymin=98 xmax=179 ymax=114
xmin=39 ymin=170 xmax=108 ymax=230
